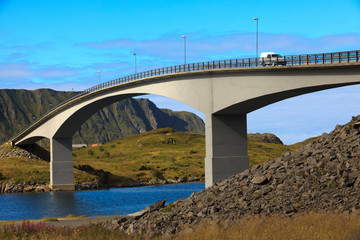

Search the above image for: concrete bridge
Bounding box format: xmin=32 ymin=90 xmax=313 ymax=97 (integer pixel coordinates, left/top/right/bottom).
xmin=10 ymin=50 xmax=360 ymax=190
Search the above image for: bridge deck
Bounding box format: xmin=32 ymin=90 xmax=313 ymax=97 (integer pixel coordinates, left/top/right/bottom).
xmin=10 ymin=50 xmax=360 ymax=144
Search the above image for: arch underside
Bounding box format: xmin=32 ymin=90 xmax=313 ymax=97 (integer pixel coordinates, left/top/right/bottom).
xmin=216 ymin=82 xmax=360 ymax=115
xmin=54 ymin=93 xmax=142 ymax=138
xmin=13 ymin=65 xmax=360 ymax=145
xmin=16 ymin=136 xmax=47 ymax=145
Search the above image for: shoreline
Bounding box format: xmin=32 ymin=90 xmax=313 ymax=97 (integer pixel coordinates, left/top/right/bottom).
xmin=0 ymin=178 xmax=204 ymax=194
xmin=0 ymin=202 xmax=161 ymax=228
xmin=0 ymin=215 xmax=120 ymax=229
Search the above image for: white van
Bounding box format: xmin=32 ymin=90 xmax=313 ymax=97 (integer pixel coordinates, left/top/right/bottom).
xmin=260 ymin=52 xmax=287 ymax=66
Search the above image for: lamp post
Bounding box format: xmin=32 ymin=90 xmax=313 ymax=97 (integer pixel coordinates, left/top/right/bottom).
xmin=97 ymin=70 xmax=101 ymax=84
xmin=182 ymin=35 xmax=186 ymax=65
xmin=254 ymin=18 xmax=259 ymax=59
xmin=133 ymin=52 xmax=137 ymax=74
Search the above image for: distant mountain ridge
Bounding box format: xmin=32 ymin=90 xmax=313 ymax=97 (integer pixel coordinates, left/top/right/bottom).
xmin=248 ymin=133 xmax=283 ymax=145
xmin=0 ymin=89 xmax=205 ymax=144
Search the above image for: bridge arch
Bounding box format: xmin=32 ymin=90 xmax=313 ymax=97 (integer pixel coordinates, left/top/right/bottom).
xmin=11 ymin=63 xmax=360 ymax=190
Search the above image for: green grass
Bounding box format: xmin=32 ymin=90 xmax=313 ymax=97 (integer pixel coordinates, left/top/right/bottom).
xmin=0 ymin=128 xmax=316 ymax=187
xmin=72 ymin=128 xmax=206 ymax=185
xmin=248 ymin=142 xmax=294 ymax=166
xmin=162 ymin=203 xmax=176 ymax=213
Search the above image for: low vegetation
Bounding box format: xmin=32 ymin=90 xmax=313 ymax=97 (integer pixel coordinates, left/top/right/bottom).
xmin=72 ymin=128 xmax=205 ymax=185
xmin=248 ymin=141 xmax=296 ymax=166
xmin=1 ymin=212 xmax=360 ymax=240
xmin=0 ymin=128 xmax=315 ymax=186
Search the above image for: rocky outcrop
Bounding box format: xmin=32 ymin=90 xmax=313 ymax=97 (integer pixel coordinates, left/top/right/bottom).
xmin=0 ymin=182 xmax=51 ymax=193
xmin=147 ymin=177 xmax=201 ymax=185
xmin=106 ymin=115 xmax=360 ymax=237
xmin=0 ymin=144 xmax=44 ymax=160
xmin=0 ymin=181 xmax=108 ymax=193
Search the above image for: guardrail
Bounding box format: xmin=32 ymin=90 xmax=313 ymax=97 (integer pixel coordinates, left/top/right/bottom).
xmin=10 ymin=49 xmax=360 ymax=142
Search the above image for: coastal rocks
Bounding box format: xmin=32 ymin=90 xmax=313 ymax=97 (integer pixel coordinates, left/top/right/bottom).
xmin=0 ymin=182 xmax=51 ymax=193
xmin=75 ymin=182 xmax=104 ymax=190
xmin=148 ymin=177 xmax=201 ymax=185
xmin=35 ymin=185 xmax=51 ymax=192
xmin=0 ymin=181 xmax=107 ymax=194
xmin=108 ymin=115 xmax=360 ymax=237
xmin=148 ymin=179 xmax=167 ymax=185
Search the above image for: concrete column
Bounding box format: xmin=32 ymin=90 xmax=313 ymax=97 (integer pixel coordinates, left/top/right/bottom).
xmin=205 ymin=114 xmax=249 ymax=187
xmin=50 ymin=137 xmax=75 ymax=191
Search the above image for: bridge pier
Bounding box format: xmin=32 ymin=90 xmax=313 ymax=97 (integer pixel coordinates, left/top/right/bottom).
xmin=50 ymin=137 xmax=75 ymax=191
xmin=205 ymin=114 xmax=249 ymax=187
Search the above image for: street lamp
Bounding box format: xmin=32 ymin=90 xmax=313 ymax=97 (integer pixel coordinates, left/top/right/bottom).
xmin=182 ymin=35 xmax=186 ymax=65
xmin=97 ymin=70 xmax=101 ymax=84
xmin=254 ymin=18 xmax=259 ymax=59
xmin=133 ymin=52 xmax=137 ymax=74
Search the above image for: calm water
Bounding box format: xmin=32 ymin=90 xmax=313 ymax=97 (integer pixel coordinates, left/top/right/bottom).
xmin=0 ymin=183 xmax=204 ymax=221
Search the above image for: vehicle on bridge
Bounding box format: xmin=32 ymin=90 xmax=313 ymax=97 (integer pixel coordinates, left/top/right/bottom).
xmin=260 ymin=52 xmax=287 ymax=67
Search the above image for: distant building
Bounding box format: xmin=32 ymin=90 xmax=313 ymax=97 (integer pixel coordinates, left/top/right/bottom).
xmin=89 ymin=143 xmax=101 ymax=147
xmin=72 ymin=144 xmax=87 ymax=148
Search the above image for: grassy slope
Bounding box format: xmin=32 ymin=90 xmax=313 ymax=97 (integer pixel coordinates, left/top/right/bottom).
xmin=0 ymin=128 xmax=315 ymax=186
xmin=73 ymin=128 xmax=205 ymax=185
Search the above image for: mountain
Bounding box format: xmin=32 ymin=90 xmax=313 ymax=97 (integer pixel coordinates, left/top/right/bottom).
xmin=0 ymin=89 xmax=204 ymax=144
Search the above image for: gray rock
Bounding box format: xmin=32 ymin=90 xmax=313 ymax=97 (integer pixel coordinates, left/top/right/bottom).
xmin=251 ymin=176 xmax=268 ymax=185
xmin=144 ymin=200 xmax=166 ymax=213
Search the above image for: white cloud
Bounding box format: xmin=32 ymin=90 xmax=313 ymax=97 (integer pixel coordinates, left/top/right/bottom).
xmin=78 ymin=32 xmax=360 ymax=61
xmin=0 ymin=62 xmax=82 ymax=88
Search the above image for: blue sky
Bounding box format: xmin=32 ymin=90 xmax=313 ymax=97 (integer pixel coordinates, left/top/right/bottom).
xmin=0 ymin=0 xmax=360 ymax=144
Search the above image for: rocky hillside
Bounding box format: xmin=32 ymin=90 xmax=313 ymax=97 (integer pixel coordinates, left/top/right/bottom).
xmin=0 ymin=143 xmax=43 ymax=161
xmin=0 ymin=89 xmax=204 ymax=144
xmin=108 ymin=115 xmax=360 ymax=237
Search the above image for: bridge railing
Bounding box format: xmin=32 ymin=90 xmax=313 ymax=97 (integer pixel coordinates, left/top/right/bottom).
xmin=10 ymin=49 xmax=360 ymax=142
xmin=82 ymin=50 xmax=359 ymax=95
xmin=284 ymin=51 xmax=359 ymax=65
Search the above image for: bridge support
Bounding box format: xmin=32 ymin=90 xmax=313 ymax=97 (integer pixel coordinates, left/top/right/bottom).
xmin=205 ymin=114 xmax=249 ymax=187
xmin=50 ymin=137 xmax=75 ymax=191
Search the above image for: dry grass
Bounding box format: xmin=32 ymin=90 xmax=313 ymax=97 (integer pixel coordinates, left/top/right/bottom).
xmin=0 ymin=222 xmax=134 ymax=240
xmin=2 ymin=212 xmax=360 ymax=240
xmin=165 ymin=212 xmax=360 ymax=240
